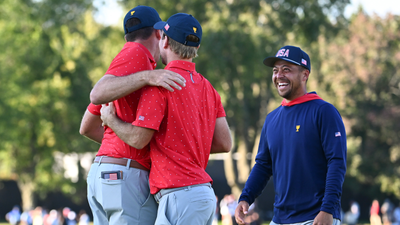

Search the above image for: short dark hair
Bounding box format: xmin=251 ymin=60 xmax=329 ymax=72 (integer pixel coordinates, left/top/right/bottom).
xmin=125 ymin=18 xmax=154 ymax=42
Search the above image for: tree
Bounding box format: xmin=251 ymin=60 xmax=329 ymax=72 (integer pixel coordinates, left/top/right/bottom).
xmin=317 ymin=11 xmax=400 ymax=198
xmin=0 ymin=0 xmax=123 ymax=210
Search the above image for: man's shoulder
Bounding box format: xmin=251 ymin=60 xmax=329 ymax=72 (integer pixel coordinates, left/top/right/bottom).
xmin=309 ymin=99 xmax=338 ymax=111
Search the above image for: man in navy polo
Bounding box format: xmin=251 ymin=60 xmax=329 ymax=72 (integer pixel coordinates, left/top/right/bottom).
xmin=235 ymin=46 xmax=347 ymax=225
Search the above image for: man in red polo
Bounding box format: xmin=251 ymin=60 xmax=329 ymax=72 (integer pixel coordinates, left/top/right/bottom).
xmin=79 ymin=6 xmax=185 ymax=225
xmin=100 ymin=13 xmax=232 ymax=225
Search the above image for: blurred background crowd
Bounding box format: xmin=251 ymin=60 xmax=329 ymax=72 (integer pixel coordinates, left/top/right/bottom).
xmin=5 ymin=206 xmax=89 ymax=225
xmin=4 ymin=197 xmax=400 ymax=225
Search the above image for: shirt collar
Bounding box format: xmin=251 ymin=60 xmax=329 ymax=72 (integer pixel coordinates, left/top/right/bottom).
xmin=124 ymin=42 xmax=157 ymax=69
xmin=281 ymin=92 xmax=323 ymax=106
xmin=165 ymin=60 xmax=196 ymax=72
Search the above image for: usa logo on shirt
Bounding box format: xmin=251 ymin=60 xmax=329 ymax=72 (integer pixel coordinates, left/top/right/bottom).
xmin=139 ymin=116 xmax=145 ymax=121
xmin=335 ymin=132 xmax=341 ymax=137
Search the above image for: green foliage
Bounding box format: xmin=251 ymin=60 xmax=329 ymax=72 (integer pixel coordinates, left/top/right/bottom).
xmin=0 ymin=0 xmax=123 ymax=208
xmin=317 ymin=12 xmax=400 ymax=197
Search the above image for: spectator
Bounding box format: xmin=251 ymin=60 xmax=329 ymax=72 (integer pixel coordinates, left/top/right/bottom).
xmin=382 ymin=199 xmax=395 ymax=225
xmin=67 ymin=211 xmax=77 ymax=225
xmin=20 ymin=209 xmax=33 ymax=225
xmin=77 ymin=210 xmax=90 ymax=225
xmin=5 ymin=205 xmax=21 ymax=225
xmin=393 ymin=203 xmax=400 ymax=225
xmin=220 ymin=195 xmax=233 ymax=225
xmin=227 ymin=195 xmax=238 ymax=225
xmin=371 ymin=199 xmax=383 ymax=225
xmin=344 ymin=201 xmax=360 ymax=225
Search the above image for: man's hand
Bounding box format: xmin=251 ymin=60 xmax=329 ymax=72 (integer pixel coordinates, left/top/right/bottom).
xmin=100 ymin=102 xmax=116 ymax=127
xmin=235 ymin=201 xmax=250 ymax=225
xmin=147 ymin=69 xmax=186 ymax=92
xmin=313 ymin=211 xmax=333 ymax=225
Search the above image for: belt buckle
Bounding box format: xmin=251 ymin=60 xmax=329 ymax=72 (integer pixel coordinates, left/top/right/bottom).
xmin=155 ymin=192 xmax=162 ymax=203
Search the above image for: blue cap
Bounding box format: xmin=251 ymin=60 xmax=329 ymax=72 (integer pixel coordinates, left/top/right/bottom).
xmin=153 ymin=13 xmax=202 ymax=47
xmin=123 ymin=6 xmax=161 ymax=34
xmin=263 ymin=45 xmax=311 ymax=71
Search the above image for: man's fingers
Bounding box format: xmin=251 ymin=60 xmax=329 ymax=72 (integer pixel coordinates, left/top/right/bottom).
xmin=171 ymin=76 xmax=186 ymax=87
xmin=165 ymin=71 xmax=186 ymax=87
xmin=236 ymin=213 xmax=247 ymax=225
xmin=167 ymin=71 xmax=186 ymax=85
xmin=161 ymin=84 xmax=174 ymax=92
xmin=236 ymin=216 xmax=244 ymax=224
xmin=166 ymin=80 xmax=184 ymax=91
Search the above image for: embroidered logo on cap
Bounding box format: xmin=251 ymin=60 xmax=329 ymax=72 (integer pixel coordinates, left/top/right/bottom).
xmin=164 ymin=24 xmax=170 ymax=31
xmin=131 ymin=11 xmax=135 ymax=15
xmin=296 ymin=125 xmax=300 ymax=132
xmin=193 ymin=27 xmax=197 ymax=33
xmin=276 ymin=49 xmax=290 ymax=57
xmin=302 ymin=59 xmax=307 ymax=65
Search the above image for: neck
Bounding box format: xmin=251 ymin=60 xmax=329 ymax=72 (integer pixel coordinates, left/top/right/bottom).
xmin=133 ymin=38 xmax=158 ymax=59
xmin=164 ymin=51 xmax=193 ymax=65
xmin=283 ymin=89 xmax=307 ymax=103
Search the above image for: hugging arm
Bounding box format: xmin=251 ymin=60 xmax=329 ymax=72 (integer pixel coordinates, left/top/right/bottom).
xmin=90 ymin=70 xmax=186 ymax=105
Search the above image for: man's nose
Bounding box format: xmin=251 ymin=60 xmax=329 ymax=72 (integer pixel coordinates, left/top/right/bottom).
xmin=275 ymin=69 xmax=284 ymax=78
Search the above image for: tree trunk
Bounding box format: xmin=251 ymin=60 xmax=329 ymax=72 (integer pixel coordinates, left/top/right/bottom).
xmin=17 ymin=180 xmax=35 ymax=211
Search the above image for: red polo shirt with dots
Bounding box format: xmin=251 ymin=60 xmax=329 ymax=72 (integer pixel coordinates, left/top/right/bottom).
xmin=87 ymin=42 xmax=157 ymax=169
xmin=132 ymin=60 xmax=226 ymax=194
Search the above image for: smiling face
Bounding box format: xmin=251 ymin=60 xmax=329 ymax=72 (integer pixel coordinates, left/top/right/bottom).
xmin=272 ymin=60 xmax=309 ymax=102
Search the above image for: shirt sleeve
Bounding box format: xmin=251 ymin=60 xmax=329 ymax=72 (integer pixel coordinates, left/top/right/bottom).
xmin=132 ymin=86 xmax=166 ymax=131
xmin=87 ymin=103 xmax=102 ymax=116
xmin=318 ymin=103 xmax=347 ymax=214
xmin=238 ymin=118 xmax=273 ymax=205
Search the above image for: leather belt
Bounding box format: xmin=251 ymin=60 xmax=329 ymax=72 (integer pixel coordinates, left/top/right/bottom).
xmin=154 ymin=183 xmax=212 ymax=203
xmin=94 ymin=156 xmax=149 ymax=171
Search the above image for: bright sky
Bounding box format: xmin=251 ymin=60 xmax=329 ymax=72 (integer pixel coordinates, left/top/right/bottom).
xmin=92 ymin=0 xmax=400 ymax=26
xmin=344 ymin=0 xmax=400 ymax=18
xmin=92 ymin=0 xmax=123 ymax=26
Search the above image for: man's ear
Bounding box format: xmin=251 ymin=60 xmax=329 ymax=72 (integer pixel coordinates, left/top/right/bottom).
xmin=124 ymin=35 xmax=127 ymax=42
xmin=303 ymin=69 xmax=310 ymax=81
xmin=196 ymin=44 xmax=200 ymax=49
xmin=162 ymin=36 xmax=169 ymax=49
xmin=155 ymin=29 xmax=161 ymax=40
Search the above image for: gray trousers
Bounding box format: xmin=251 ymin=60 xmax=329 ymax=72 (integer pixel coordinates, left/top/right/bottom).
xmin=86 ymin=158 xmax=157 ymax=225
xmin=154 ymin=183 xmax=216 ymax=225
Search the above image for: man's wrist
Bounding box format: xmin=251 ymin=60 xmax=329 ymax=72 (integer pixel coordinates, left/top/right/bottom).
xmin=107 ymin=115 xmax=119 ymax=128
xmin=139 ymin=71 xmax=150 ymax=85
